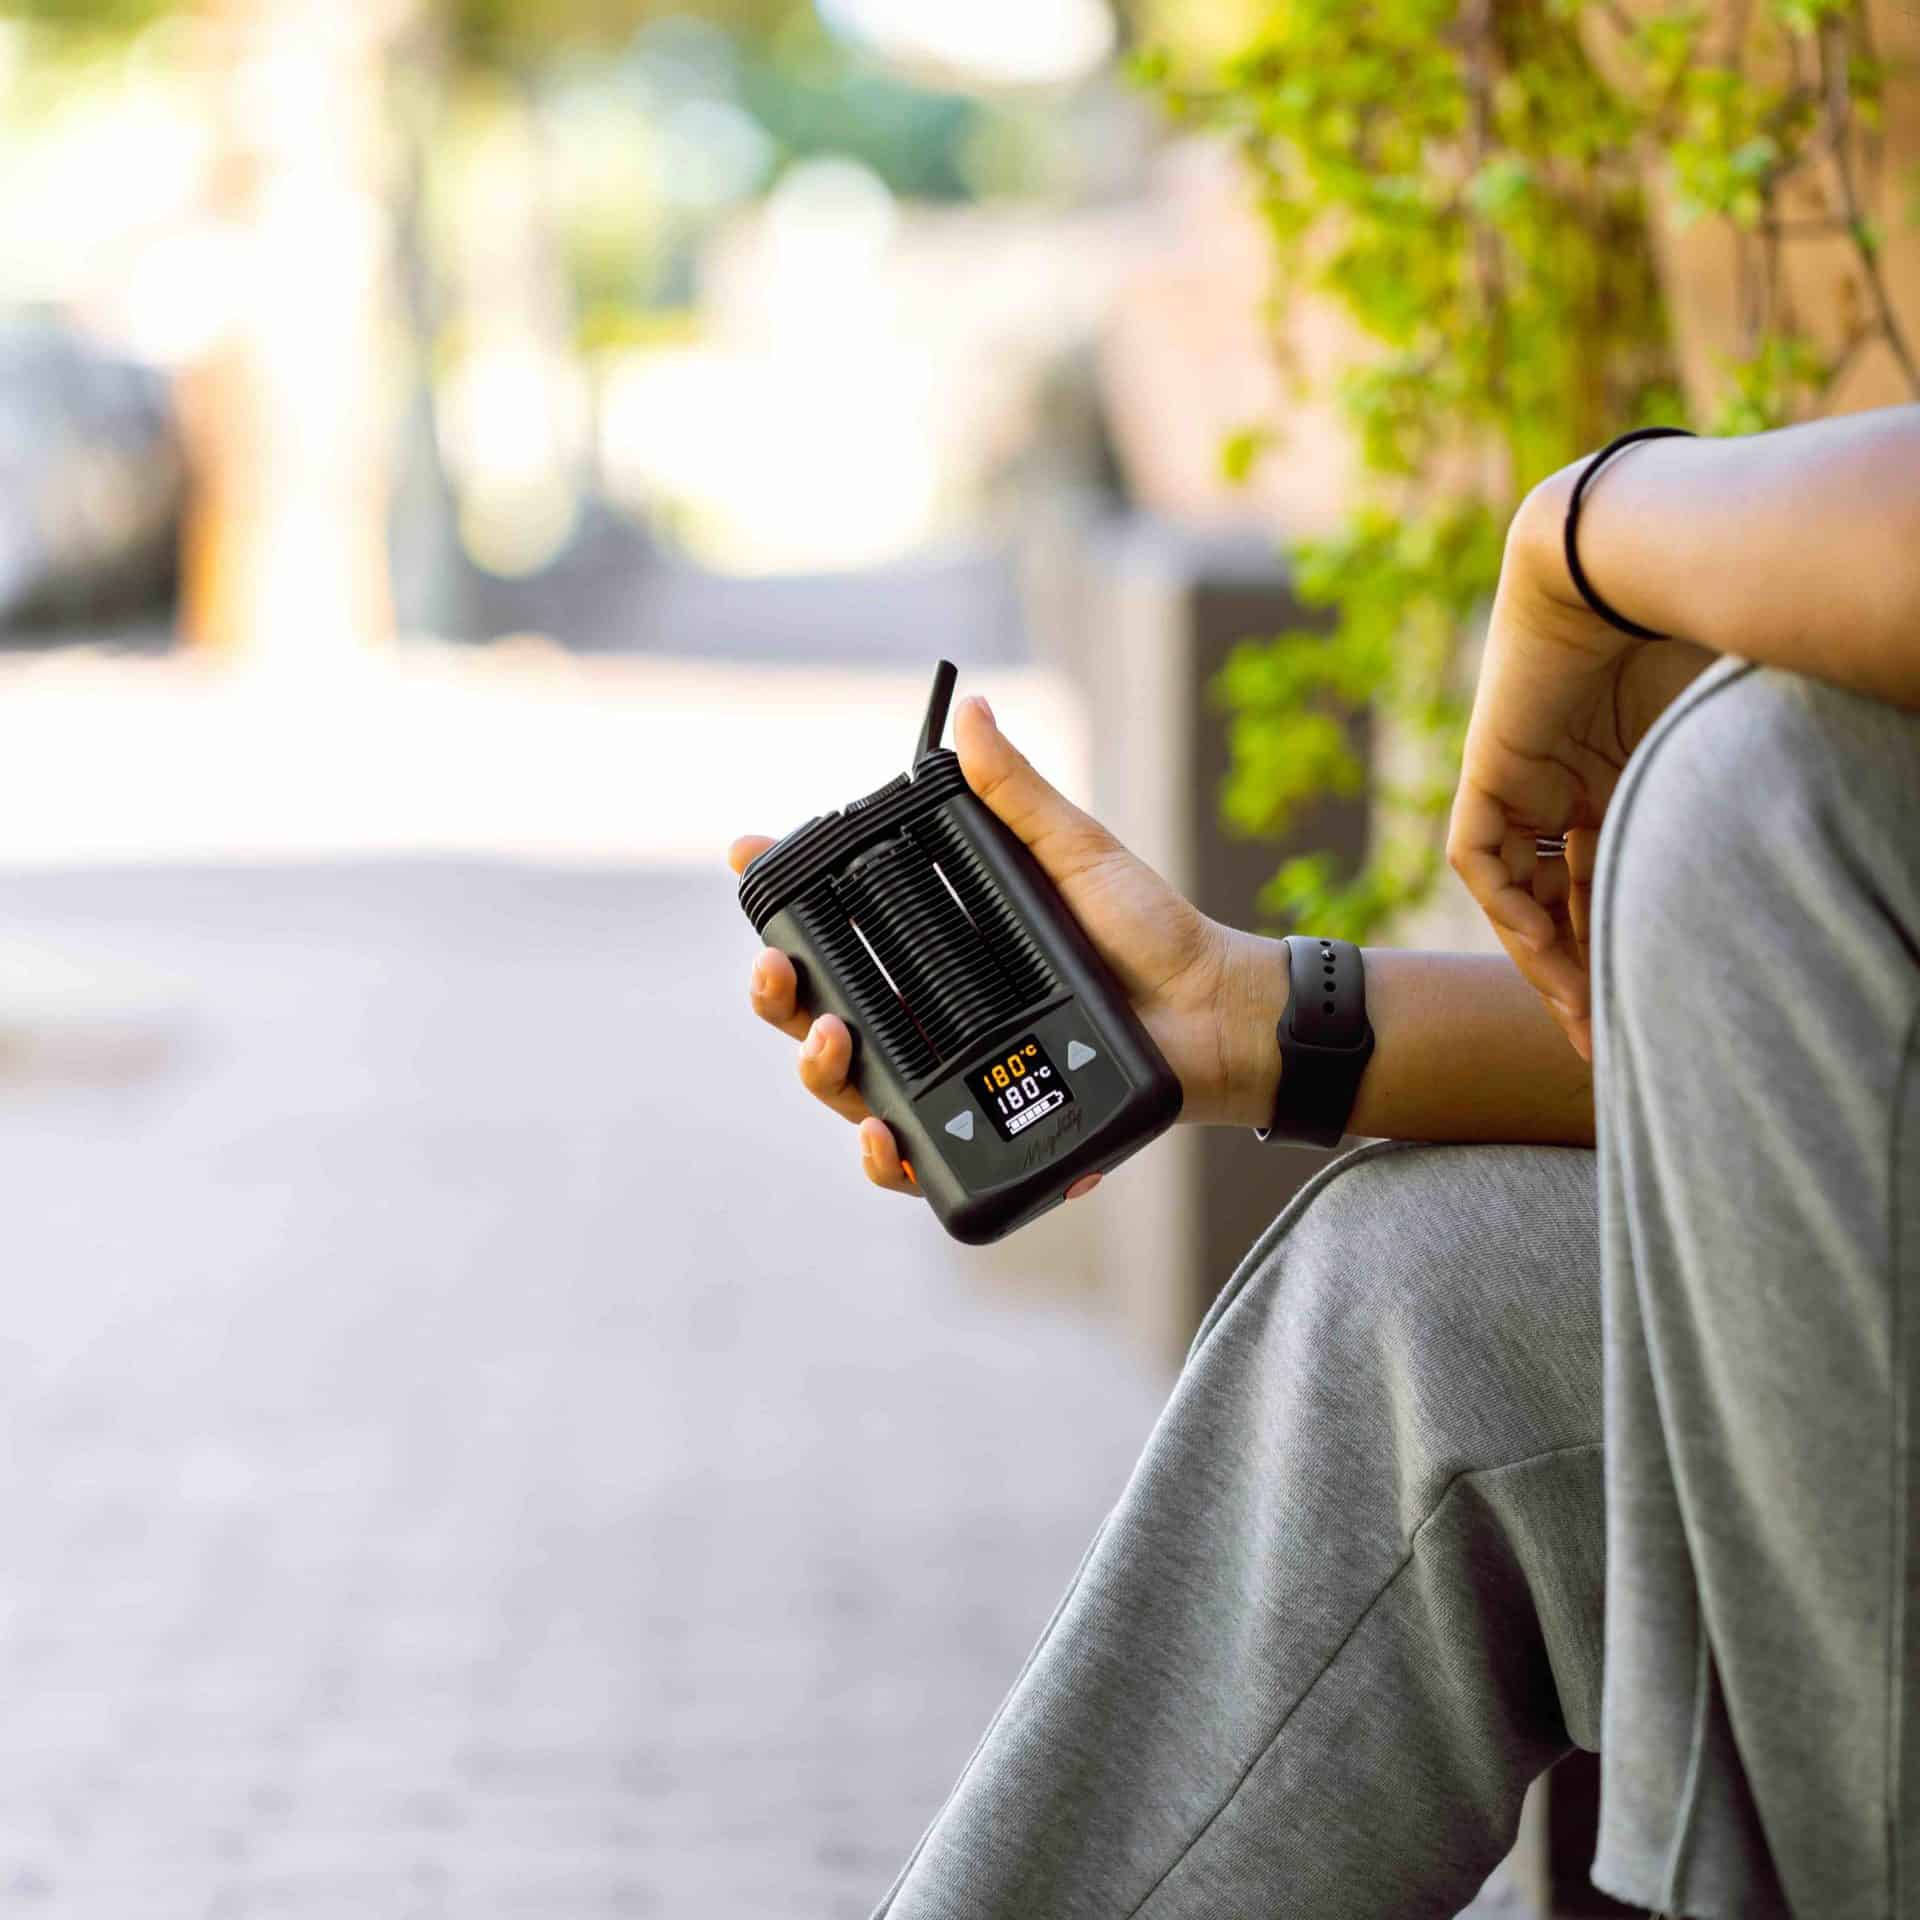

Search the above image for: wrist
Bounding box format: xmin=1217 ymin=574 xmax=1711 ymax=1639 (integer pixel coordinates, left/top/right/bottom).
xmin=1207 ymin=928 xmax=1291 ymax=1132
xmin=1504 ymin=463 xmax=1653 ymax=669
xmin=1516 ymin=431 xmax=1722 ymax=653
xmin=1510 ymin=465 xmax=1585 ymax=616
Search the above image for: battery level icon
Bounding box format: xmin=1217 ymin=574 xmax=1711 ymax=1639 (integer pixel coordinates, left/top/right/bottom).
xmin=1005 ymin=1088 xmax=1066 ymax=1137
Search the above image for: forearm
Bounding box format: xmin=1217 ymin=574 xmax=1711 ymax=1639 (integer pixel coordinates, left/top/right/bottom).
xmin=1524 ymin=406 xmax=1920 ymax=709
xmin=1215 ymin=942 xmax=1595 ymax=1148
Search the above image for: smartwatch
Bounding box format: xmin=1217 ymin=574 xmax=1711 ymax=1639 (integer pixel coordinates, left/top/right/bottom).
xmin=1254 ymin=936 xmax=1375 ymax=1150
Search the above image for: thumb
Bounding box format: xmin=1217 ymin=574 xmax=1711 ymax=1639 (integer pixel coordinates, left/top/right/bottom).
xmin=952 ymin=695 xmax=1120 ymax=883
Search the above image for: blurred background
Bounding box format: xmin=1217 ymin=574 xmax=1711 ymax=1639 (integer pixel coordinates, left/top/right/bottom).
xmin=0 ymin=0 xmax=1915 ymax=1914
xmin=0 ymin=2 xmax=1361 ymax=1916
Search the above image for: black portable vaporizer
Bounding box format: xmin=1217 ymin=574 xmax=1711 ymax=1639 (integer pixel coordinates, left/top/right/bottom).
xmin=737 ymin=663 xmax=1183 ymax=1244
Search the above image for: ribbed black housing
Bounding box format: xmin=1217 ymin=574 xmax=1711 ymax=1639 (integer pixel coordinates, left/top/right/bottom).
xmin=845 ymin=771 xmax=911 ymax=814
xmin=788 ymin=885 xmax=937 ymax=1082
xmin=910 ymin=814 xmax=1060 ymax=1008
xmin=737 ymin=752 xmax=968 ymax=933
xmin=838 ymin=833 xmax=1022 ymax=1066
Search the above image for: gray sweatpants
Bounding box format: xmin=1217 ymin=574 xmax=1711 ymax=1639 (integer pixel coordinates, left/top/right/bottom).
xmin=871 ymin=661 xmax=1920 ymax=1919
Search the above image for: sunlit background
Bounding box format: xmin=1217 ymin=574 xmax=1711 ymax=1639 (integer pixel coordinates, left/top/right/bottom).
xmin=0 ymin=0 xmax=1344 ymax=859
xmin=0 ymin=1 xmax=1555 ymax=1916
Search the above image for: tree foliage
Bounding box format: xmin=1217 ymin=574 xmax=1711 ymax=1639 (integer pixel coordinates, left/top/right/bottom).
xmin=1144 ymin=0 xmax=1919 ymax=940
xmin=448 ymin=0 xmax=806 ymax=68
xmin=2 ymin=0 xmax=177 ymax=35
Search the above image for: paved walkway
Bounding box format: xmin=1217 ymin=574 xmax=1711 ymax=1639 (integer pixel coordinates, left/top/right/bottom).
xmin=0 ymin=862 xmax=1169 ymax=1919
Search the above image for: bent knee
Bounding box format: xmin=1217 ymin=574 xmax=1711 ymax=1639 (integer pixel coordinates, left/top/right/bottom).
xmin=1224 ymin=1144 xmax=1596 ymax=1347
xmin=1200 ymin=1143 xmax=1603 ymax=1527
xmin=1596 ymin=662 xmax=1920 ymax=1042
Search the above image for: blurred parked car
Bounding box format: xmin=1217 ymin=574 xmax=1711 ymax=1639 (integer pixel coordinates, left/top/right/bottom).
xmin=0 ymin=318 xmax=183 ymax=641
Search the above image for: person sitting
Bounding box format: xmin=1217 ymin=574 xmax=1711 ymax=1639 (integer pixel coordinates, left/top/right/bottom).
xmin=728 ymin=407 xmax=1920 ymax=1919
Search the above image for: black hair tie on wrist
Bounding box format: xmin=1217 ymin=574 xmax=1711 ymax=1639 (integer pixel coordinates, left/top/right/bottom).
xmin=1563 ymin=426 xmax=1697 ymax=642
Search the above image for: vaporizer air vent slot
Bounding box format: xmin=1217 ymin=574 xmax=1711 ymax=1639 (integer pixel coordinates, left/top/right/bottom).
xmin=837 ymin=833 xmax=1024 ymax=1067
xmin=789 ymin=885 xmax=937 ymax=1083
xmin=909 ymin=815 xmax=1061 ymax=1007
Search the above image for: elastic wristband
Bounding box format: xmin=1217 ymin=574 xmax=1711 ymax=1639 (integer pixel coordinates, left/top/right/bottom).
xmin=1563 ymin=426 xmax=1696 ymax=642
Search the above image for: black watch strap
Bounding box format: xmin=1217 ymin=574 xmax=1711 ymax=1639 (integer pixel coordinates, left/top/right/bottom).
xmin=1254 ymin=936 xmax=1375 ymax=1150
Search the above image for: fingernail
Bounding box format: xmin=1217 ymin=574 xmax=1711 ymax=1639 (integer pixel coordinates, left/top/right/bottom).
xmin=751 ymin=957 xmax=771 ymax=995
xmin=801 ymin=1023 xmax=825 ymax=1059
xmin=969 ymin=695 xmax=995 ymax=729
xmin=1066 ymin=1173 xmax=1102 ymax=1200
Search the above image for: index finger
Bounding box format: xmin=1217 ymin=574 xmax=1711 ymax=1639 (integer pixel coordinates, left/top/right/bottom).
xmin=1487 ymin=913 xmax=1590 ymax=1030
xmin=1447 ymin=782 xmax=1560 ymax=954
xmin=1449 ymin=782 xmax=1592 ymax=1030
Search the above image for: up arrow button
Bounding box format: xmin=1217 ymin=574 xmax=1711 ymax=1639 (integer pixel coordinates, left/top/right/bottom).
xmin=1066 ymin=1040 xmax=1098 ymax=1070
xmin=944 ymin=1110 xmax=975 ymax=1142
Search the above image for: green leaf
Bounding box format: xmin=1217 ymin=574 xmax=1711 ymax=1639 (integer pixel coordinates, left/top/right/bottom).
xmin=1126 ymin=45 xmax=1173 ymax=91
xmin=1220 ymin=424 xmax=1277 ymax=488
xmin=1466 ymin=156 xmax=1534 ymax=219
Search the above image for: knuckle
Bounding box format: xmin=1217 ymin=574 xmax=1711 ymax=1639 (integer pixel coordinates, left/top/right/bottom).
xmin=1063 ymin=828 xmax=1120 ymax=874
xmin=969 ymin=757 xmax=1021 ymax=816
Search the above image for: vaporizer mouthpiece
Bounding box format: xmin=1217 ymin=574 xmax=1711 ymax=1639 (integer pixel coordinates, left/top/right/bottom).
xmin=914 ymin=660 xmax=959 ymax=767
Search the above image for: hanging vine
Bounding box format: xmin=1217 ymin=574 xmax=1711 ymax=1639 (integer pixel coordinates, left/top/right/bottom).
xmin=1142 ymin=0 xmax=1919 ymax=940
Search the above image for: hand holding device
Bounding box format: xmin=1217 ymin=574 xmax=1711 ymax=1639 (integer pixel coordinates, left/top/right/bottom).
xmin=731 ymin=670 xmax=1242 ymax=1241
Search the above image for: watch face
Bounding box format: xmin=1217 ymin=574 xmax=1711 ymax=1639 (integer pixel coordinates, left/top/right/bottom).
xmin=971 ymin=1033 xmax=1077 ymax=1142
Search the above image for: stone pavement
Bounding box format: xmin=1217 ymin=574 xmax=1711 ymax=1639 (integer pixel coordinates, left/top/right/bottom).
xmin=0 ymin=860 xmax=1538 ymax=1919
xmin=0 ymin=862 xmax=1170 ymax=1919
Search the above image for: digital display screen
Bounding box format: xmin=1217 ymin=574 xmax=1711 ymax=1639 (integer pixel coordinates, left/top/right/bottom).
xmin=973 ymin=1034 xmax=1076 ymax=1142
